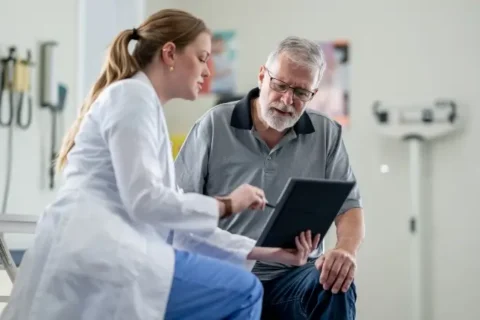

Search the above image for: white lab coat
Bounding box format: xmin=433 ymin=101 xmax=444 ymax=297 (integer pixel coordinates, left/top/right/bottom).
xmin=1 ymin=72 xmax=256 ymax=320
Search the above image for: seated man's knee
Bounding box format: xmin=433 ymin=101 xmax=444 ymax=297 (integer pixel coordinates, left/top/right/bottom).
xmin=342 ymin=280 xmax=357 ymax=301
xmin=316 ymin=267 xmax=357 ymax=301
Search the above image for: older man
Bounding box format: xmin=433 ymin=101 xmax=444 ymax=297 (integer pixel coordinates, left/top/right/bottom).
xmin=174 ymin=36 xmax=365 ymax=320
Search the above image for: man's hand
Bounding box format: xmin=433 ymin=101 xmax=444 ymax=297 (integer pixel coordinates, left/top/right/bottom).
xmin=315 ymin=248 xmax=356 ymax=294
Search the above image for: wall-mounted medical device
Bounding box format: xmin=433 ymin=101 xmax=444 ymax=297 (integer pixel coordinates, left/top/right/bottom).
xmin=0 ymin=47 xmax=17 ymax=127
xmin=0 ymin=46 xmax=34 ymax=130
xmin=48 ymin=83 xmax=68 ymax=190
xmin=372 ymin=99 xmax=458 ymax=140
xmin=40 ymin=41 xmax=59 ymax=108
xmin=39 ymin=41 xmax=67 ymax=190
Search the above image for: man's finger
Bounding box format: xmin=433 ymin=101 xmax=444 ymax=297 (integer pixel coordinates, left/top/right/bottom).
xmin=331 ymin=263 xmax=350 ymax=294
xmin=341 ymin=264 xmax=355 ymax=293
xmin=319 ymin=254 xmax=335 ymax=285
xmin=324 ymin=256 xmax=343 ymax=290
xmin=315 ymin=255 xmax=325 ymax=270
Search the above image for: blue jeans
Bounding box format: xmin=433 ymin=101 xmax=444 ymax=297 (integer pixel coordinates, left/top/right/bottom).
xmin=261 ymin=263 xmax=357 ymax=320
xmin=165 ymin=250 xmax=263 ymax=320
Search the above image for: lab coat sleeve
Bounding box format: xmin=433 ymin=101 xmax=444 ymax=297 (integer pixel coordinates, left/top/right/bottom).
xmin=173 ymin=115 xmax=256 ymax=266
xmin=99 ymin=82 xmax=219 ymax=236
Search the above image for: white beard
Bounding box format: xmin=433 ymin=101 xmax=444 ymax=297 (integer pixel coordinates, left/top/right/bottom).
xmin=260 ymin=101 xmax=303 ymax=132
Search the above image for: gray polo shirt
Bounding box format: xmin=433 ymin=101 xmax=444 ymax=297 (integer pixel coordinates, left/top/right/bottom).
xmin=175 ymin=87 xmax=362 ymax=281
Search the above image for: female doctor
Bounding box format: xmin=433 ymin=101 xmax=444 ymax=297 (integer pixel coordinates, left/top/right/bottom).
xmin=1 ymin=9 xmax=319 ymax=320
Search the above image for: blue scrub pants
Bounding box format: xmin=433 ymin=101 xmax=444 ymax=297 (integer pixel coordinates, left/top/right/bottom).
xmin=165 ymin=250 xmax=263 ymax=319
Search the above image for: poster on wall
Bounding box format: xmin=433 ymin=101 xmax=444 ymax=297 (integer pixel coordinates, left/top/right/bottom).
xmin=308 ymin=40 xmax=350 ymax=126
xmin=200 ymin=30 xmax=238 ymax=96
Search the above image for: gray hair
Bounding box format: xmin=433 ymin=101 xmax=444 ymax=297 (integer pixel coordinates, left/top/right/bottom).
xmin=265 ymin=36 xmax=326 ymax=86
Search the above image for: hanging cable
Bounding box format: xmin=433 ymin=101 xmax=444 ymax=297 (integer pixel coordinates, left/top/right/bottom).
xmin=0 ymin=111 xmax=16 ymax=281
xmin=0 ymin=47 xmax=19 ymax=281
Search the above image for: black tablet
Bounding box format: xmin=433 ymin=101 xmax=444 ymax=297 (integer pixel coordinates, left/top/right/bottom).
xmin=256 ymin=177 xmax=356 ymax=249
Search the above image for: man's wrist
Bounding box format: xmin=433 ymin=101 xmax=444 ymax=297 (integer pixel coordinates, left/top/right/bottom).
xmin=335 ymin=238 xmax=360 ymax=256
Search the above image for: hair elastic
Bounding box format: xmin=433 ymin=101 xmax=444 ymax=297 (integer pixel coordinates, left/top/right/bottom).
xmin=131 ymin=28 xmax=140 ymax=40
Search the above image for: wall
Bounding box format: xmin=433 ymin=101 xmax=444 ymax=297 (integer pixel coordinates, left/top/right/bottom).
xmin=0 ymin=0 xmax=78 ymax=248
xmin=0 ymin=0 xmax=78 ymax=309
xmin=78 ymin=0 xmax=147 ymax=103
xmin=148 ymin=1 xmax=480 ymax=320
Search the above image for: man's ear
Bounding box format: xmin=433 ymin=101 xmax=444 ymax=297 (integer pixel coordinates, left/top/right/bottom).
xmin=160 ymin=41 xmax=177 ymax=68
xmin=258 ymin=65 xmax=266 ymax=88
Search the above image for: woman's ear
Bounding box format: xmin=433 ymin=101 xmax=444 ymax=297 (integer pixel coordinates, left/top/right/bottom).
xmin=160 ymin=42 xmax=177 ymax=68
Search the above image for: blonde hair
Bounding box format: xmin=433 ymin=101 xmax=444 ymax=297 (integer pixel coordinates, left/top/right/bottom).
xmin=56 ymin=9 xmax=208 ymax=172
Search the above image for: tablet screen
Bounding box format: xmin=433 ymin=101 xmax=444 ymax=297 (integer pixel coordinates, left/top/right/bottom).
xmin=256 ymin=177 xmax=355 ymax=249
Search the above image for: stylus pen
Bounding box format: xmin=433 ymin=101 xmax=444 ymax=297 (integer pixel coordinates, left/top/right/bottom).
xmin=265 ymin=202 xmax=275 ymax=209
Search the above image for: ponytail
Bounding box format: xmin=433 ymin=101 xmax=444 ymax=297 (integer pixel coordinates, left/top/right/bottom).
xmin=56 ymin=29 xmax=140 ymax=172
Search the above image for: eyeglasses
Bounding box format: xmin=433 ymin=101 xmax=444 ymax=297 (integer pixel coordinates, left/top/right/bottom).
xmin=264 ymin=68 xmax=316 ymax=102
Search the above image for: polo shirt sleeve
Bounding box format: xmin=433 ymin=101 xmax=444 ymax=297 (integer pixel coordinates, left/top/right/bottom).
xmin=325 ymin=124 xmax=363 ymax=214
xmin=174 ymin=121 xmax=209 ymax=194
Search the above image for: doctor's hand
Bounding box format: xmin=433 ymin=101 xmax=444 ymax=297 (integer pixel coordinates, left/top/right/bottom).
xmin=247 ymin=230 xmax=320 ymax=266
xmin=281 ymin=230 xmax=321 ymax=266
xmin=216 ymin=184 xmax=266 ymax=218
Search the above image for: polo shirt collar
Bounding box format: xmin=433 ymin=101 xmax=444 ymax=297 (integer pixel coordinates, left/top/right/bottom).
xmin=230 ymin=87 xmax=315 ymax=134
